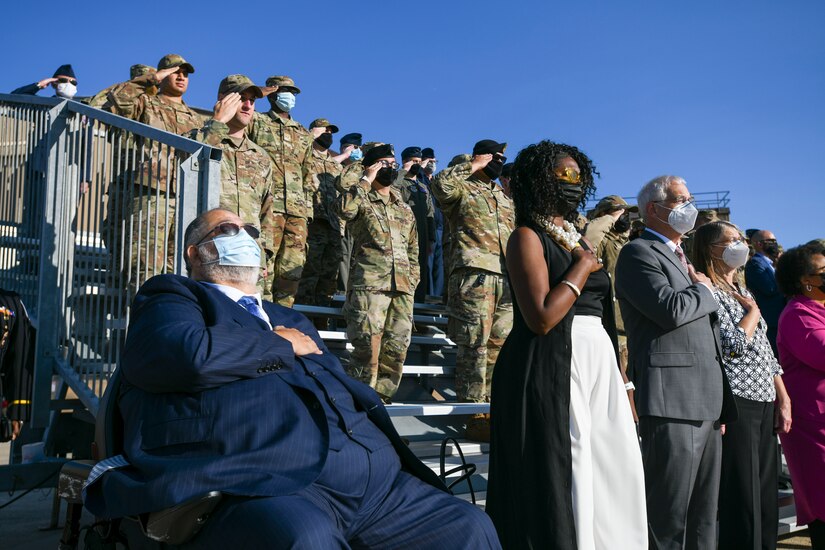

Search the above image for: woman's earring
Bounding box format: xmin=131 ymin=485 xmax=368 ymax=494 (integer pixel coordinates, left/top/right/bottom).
xmin=805 ymin=284 xmax=813 ymax=292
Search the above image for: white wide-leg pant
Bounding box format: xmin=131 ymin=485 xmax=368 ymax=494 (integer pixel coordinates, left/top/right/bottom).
xmin=569 ymin=315 xmax=648 ymax=550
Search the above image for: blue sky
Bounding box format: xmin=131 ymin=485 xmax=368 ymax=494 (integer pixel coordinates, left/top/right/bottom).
xmin=2 ymin=1 xmax=823 ymax=246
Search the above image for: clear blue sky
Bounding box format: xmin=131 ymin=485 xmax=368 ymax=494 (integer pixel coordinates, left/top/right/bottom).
xmin=2 ymin=1 xmax=823 ymax=247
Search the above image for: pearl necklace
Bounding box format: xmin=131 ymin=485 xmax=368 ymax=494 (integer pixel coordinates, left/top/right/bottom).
xmin=538 ymin=218 xmax=581 ymax=251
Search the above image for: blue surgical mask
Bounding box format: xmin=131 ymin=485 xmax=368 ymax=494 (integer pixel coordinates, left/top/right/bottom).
xmin=201 ymin=229 xmax=261 ymax=267
xmin=349 ymin=148 xmax=363 ymax=161
xmin=275 ymin=91 xmax=296 ymax=112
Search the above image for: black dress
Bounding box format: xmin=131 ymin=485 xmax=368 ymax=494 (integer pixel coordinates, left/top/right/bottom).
xmin=486 ymin=229 xmax=617 ymax=549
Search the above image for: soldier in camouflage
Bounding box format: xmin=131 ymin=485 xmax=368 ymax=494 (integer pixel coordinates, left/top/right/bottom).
xmin=87 ymin=64 xmax=155 ymax=111
xmin=337 ymin=144 xmax=419 ymax=400
xmin=103 ymin=54 xmax=204 ymax=288
xmin=247 ymin=75 xmax=312 ymax=307
xmin=431 ymin=140 xmax=514 ymax=439
xmin=188 ymin=75 xmax=273 ymax=253
xmin=296 ymin=119 xmax=344 ymax=306
xmin=584 ymin=195 xmax=638 ymax=374
xmin=394 ymin=146 xmax=436 ymax=302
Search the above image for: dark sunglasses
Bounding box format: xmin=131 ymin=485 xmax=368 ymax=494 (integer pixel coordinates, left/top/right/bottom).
xmin=197 ymin=222 xmax=259 ymax=245
xmin=57 ymin=77 xmax=78 ymax=86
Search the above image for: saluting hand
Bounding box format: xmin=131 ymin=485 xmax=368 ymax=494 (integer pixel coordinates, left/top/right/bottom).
xmin=213 ymin=93 xmax=242 ymax=124
xmin=470 ymin=153 xmax=493 ymax=173
xmin=259 ymin=86 xmax=279 ymax=97
xmin=37 ymin=77 xmax=58 ymax=89
xmin=153 ymin=66 xmax=181 ymax=84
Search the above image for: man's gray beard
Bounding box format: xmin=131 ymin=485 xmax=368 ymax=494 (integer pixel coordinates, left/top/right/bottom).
xmin=198 ymin=244 xmax=260 ymax=288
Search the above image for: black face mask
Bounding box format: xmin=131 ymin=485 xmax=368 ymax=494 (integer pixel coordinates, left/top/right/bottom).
xmin=612 ymin=213 xmax=631 ymax=233
xmin=763 ymin=243 xmax=780 ymax=258
xmin=406 ymin=163 xmax=421 ymax=178
xmin=314 ymin=133 xmax=333 ymax=149
xmin=376 ymin=167 xmax=398 ymax=186
xmin=558 ymin=182 xmax=584 ymax=214
xmin=483 ymin=159 xmax=504 ymax=180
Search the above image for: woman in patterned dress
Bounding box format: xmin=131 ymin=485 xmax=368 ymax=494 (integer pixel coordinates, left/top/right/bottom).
xmin=693 ymin=221 xmax=792 ymax=550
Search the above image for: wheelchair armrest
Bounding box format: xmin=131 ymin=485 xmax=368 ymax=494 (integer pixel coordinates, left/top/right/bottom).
xmin=140 ymin=491 xmax=223 ymax=545
xmin=58 ymin=460 xmax=95 ymax=504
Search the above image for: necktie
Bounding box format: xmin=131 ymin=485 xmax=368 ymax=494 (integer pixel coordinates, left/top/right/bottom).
xmin=238 ymin=296 xmax=268 ymax=324
xmin=674 ymin=245 xmax=689 ymax=272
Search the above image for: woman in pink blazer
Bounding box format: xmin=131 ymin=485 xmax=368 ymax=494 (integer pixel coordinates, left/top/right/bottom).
xmin=776 ymin=242 xmax=825 ymax=549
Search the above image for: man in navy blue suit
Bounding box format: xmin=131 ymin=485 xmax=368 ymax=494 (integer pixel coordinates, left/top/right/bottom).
xmin=84 ymin=208 xmax=499 ymax=549
xmin=745 ymin=229 xmax=785 ymax=353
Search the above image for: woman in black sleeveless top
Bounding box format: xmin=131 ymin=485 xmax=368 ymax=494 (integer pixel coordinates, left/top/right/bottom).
xmin=486 ymin=141 xmax=646 ymax=549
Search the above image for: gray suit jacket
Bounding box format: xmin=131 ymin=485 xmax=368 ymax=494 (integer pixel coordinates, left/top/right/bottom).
xmin=615 ymin=232 xmax=736 ymax=422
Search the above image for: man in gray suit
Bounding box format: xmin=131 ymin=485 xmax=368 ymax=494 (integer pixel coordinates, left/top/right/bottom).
xmin=615 ymin=175 xmax=736 ymax=550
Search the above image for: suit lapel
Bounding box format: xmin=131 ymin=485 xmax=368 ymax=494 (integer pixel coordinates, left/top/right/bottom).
xmin=645 ymin=235 xmax=691 ymax=284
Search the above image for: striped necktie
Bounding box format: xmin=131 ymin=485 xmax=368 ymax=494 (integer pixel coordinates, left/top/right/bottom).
xmin=674 ymin=245 xmax=689 ymax=272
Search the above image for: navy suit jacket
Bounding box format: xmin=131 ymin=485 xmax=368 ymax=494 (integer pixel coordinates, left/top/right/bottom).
xmin=85 ymin=274 xmax=445 ymax=518
xmin=745 ymin=254 xmax=785 ymax=331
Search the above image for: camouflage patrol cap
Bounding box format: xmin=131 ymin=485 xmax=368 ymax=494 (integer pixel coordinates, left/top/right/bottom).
xmin=697 ymin=209 xmax=719 ymax=223
xmin=448 ymin=154 xmax=472 ymax=167
xmin=309 ymin=118 xmax=339 ymax=133
xmin=157 ymin=54 xmax=195 ymax=74
xmin=218 ymin=75 xmax=263 ymax=98
xmin=130 ymin=64 xmax=155 ymax=79
xmin=593 ymin=195 xmax=638 ymax=217
xmin=265 ymin=75 xmax=301 ymax=94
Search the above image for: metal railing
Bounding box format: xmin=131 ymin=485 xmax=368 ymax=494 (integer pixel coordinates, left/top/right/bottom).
xmin=0 ymin=93 xmax=221 ymax=427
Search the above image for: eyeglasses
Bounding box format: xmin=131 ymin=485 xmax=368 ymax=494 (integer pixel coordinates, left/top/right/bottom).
xmin=553 ymin=167 xmax=581 ymax=184
xmin=57 ymin=77 xmax=78 ymax=86
xmin=656 ymin=195 xmax=695 ymax=207
xmin=757 ymin=238 xmax=777 ymax=244
xmin=379 ymin=160 xmax=399 ymax=169
xmin=713 ymin=238 xmax=744 ymax=247
xmin=197 ymin=222 xmax=260 ymax=245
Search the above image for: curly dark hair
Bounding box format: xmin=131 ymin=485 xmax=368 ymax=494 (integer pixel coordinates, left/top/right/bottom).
xmin=775 ymin=242 xmax=825 ymax=296
xmin=509 ymin=140 xmax=599 ymax=227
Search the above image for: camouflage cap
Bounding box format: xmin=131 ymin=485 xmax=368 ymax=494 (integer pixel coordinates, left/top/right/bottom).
xmin=697 ymin=209 xmax=719 ymax=223
xmin=448 ymin=154 xmax=472 ymax=167
xmin=265 ymin=75 xmax=301 ymax=94
xmin=593 ymin=195 xmax=638 ymax=217
xmin=218 ymin=74 xmax=263 ymax=98
xmin=130 ymin=64 xmax=155 ymax=80
xmin=157 ymin=54 xmax=195 ymax=74
xmin=309 ymin=118 xmax=339 ymax=133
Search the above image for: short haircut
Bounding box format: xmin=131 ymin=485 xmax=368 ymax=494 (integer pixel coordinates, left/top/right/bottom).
xmin=637 ymin=175 xmax=686 ymax=222
xmin=775 ymin=243 xmax=825 ymax=296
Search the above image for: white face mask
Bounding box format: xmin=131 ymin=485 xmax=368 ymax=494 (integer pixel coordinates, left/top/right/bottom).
xmin=656 ymin=201 xmax=698 ymax=235
xmin=55 ymin=82 xmax=77 ymax=99
xmin=718 ymin=240 xmax=750 ymax=269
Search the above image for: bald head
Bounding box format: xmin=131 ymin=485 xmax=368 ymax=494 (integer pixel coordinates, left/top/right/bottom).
xmin=751 ymin=230 xmax=778 ymax=258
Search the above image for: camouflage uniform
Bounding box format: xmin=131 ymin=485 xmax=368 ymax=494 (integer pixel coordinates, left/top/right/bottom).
xmin=394 ymin=173 xmax=436 ymax=301
xmin=247 ymin=109 xmax=312 ymax=307
xmin=87 ymin=64 xmax=155 ymax=111
xmin=104 ymin=59 xmax=204 ymax=287
xmin=188 ymin=119 xmax=273 ymax=236
xmin=337 ymin=177 xmax=419 ymax=399
xmin=296 ymin=146 xmax=343 ymax=305
xmin=431 ymin=160 xmax=514 ymax=403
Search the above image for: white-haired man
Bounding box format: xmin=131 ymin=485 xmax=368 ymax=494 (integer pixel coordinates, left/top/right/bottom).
xmin=615 ymin=175 xmax=736 ymax=550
